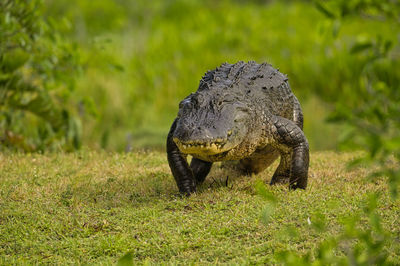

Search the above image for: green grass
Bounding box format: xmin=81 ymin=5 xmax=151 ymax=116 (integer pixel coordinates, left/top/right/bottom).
xmin=0 ymin=150 xmax=399 ymax=264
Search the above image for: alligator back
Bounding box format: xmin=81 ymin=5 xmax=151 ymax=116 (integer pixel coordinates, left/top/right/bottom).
xmin=198 ymin=61 xmax=296 ymax=120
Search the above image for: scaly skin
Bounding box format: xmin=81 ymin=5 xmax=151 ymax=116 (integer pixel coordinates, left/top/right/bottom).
xmin=167 ymin=61 xmax=309 ymax=195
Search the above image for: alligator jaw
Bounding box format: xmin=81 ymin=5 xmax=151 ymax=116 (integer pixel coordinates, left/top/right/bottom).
xmin=173 ymin=137 xmax=230 ymax=155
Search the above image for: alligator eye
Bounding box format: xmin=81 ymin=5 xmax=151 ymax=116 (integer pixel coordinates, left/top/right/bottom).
xmin=179 ymin=98 xmax=191 ymax=109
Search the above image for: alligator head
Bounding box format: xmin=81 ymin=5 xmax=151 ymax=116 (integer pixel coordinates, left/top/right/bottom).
xmin=173 ymin=90 xmax=251 ymax=156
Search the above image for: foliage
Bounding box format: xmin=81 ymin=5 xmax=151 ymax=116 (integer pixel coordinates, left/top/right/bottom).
xmin=0 ymin=0 xmax=83 ymax=151
xmin=314 ymin=0 xmax=400 ymax=197
xmin=272 ymin=192 xmax=393 ymax=265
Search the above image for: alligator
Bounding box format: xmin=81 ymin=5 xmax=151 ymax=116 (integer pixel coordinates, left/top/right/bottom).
xmin=167 ymin=61 xmax=309 ymax=195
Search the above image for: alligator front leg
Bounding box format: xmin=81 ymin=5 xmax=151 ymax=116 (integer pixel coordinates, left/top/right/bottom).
xmin=271 ymin=116 xmax=309 ymax=189
xmin=167 ymin=119 xmax=196 ymax=195
xmin=190 ymin=158 xmax=213 ymax=184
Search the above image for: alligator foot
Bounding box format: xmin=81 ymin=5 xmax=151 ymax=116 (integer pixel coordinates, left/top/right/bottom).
xmin=270 ymin=174 xmax=290 ymax=185
xmin=272 ymin=116 xmax=309 ymax=190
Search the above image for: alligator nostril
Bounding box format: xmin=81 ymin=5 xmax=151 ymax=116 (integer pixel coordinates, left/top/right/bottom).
xmin=197 ymin=127 xmax=201 ymax=130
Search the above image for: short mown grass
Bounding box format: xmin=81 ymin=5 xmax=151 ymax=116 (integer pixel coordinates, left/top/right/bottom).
xmin=0 ymin=150 xmax=399 ymax=264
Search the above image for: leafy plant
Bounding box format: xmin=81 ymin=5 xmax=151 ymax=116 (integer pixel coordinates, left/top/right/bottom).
xmin=307 ymin=0 xmax=400 ymax=197
xmin=271 ymin=192 xmax=392 ymax=265
xmin=0 ymin=0 xmax=83 ymax=151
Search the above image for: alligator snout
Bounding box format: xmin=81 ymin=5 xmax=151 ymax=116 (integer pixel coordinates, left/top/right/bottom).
xmin=173 ymin=125 xmax=234 ymax=155
xmin=173 ymin=123 xmax=227 ymax=143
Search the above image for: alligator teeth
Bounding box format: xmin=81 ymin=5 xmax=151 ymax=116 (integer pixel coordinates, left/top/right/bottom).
xmin=180 ymin=139 xmax=229 ymax=151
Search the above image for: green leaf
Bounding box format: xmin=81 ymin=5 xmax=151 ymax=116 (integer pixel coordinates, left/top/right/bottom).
xmin=364 ymin=193 xmax=378 ymax=214
xmin=67 ymin=114 xmax=82 ymax=150
xmin=347 ymin=157 xmax=368 ymax=169
xmin=350 ymin=41 xmax=373 ymax=54
xmin=255 ymin=180 xmax=277 ymax=203
xmin=383 ymin=40 xmax=392 ymax=54
xmin=383 ymin=137 xmax=400 ymax=152
xmin=332 ymin=19 xmax=341 ymax=37
xmin=260 ymin=204 xmax=274 ymax=224
xmin=311 ymin=212 xmax=327 ymax=232
xmin=314 ymin=1 xmax=336 ymax=19
xmin=108 ymin=63 xmax=125 ymax=72
xmin=1 ymin=48 xmax=30 ymax=73
xmin=117 ymin=252 xmax=134 ymax=266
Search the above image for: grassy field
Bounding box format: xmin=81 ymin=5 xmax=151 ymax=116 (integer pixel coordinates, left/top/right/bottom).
xmin=0 ymin=151 xmax=399 ymax=264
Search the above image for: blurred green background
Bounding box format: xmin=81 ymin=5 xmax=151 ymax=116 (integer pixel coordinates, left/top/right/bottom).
xmin=2 ymin=0 xmax=399 ymax=152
